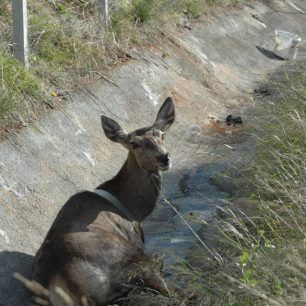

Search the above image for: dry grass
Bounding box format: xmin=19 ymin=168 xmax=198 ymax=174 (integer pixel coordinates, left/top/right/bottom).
xmin=169 ymin=63 xmax=306 ymax=305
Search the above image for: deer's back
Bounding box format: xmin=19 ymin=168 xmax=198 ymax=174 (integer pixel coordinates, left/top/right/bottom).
xmin=32 ymin=191 xmax=146 ymax=304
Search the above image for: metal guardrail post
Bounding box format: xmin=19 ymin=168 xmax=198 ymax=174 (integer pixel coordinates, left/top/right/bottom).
xmin=97 ymin=0 xmax=109 ymax=24
xmin=12 ymin=0 xmax=29 ymax=68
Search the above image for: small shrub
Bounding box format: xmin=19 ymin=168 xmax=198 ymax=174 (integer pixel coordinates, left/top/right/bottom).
xmin=131 ymin=0 xmax=154 ymax=23
xmin=185 ymin=0 xmax=201 ymax=20
xmin=110 ymin=0 xmax=156 ymax=36
xmin=110 ymin=1 xmax=134 ymax=35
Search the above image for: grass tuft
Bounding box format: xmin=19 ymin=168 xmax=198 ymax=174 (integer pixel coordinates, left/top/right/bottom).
xmin=131 ymin=0 xmax=155 ymax=23
xmin=185 ymin=1 xmax=201 ymax=20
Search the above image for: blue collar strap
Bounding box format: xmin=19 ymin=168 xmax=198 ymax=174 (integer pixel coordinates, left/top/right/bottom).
xmin=94 ymin=189 xmax=135 ymax=221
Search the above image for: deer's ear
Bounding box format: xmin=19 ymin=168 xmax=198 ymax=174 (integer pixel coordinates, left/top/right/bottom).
xmin=101 ymin=115 xmax=128 ymax=144
xmin=154 ymin=97 xmax=175 ymax=132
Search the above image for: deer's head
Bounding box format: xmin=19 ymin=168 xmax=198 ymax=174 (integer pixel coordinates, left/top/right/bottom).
xmin=102 ymin=97 xmax=175 ymax=172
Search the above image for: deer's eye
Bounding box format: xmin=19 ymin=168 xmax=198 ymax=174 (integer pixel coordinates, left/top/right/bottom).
xmin=130 ymin=142 xmax=140 ymax=150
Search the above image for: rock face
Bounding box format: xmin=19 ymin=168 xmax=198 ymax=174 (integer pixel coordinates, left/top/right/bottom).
xmin=1 ymin=1 xmax=306 ymax=304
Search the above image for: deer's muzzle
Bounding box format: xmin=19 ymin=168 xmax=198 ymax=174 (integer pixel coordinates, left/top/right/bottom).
xmin=156 ymin=153 xmax=170 ymax=170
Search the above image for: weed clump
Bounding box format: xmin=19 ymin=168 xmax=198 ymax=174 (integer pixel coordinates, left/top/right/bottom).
xmin=131 ymin=0 xmax=155 ymax=23
xmin=185 ymin=1 xmax=201 ymax=20
xmin=110 ymin=0 xmax=158 ymax=37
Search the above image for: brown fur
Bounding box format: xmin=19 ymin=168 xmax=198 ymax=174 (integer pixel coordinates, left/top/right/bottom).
xmin=32 ymin=98 xmax=175 ymax=305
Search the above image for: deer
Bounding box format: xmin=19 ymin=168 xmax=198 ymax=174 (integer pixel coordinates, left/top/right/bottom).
xmin=26 ymin=97 xmax=175 ymax=305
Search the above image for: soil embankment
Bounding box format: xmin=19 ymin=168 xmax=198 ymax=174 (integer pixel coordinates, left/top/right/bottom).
xmin=1 ymin=0 xmax=306 ymax=304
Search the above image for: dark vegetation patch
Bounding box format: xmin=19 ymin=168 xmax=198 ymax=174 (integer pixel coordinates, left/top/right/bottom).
xmin=225 ymin=114 xmax=243 ymax=125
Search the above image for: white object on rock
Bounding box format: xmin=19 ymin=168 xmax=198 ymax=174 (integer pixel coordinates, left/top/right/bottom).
xmin=274 ymin=30 xmax=302 ymax=60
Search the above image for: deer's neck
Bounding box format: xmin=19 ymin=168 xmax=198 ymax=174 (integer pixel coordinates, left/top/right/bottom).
xmin=97 ymin=152 xmax=161 ymax=222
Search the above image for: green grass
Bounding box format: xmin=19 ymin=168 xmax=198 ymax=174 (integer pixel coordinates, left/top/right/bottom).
xmin=0 ymin=0 xmax=113 ymax=127
xmin=185 ymin=1 xmax=201 ymax=20
xmin=0 ymin=52 xmax=45 ymax=124
xmin=131 ymin=0 xmax=155 ymax=23
xmin=171 ymin=65 xmax=306 ymax=305
xmin=110 ymin=0 xmax=208 ymax=38
xmin=28 ymin=1 xmax=110 ymax=80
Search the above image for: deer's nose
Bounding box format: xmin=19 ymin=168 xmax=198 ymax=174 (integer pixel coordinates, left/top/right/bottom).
xmin=156 ymin=153 xmax=169 ymax=165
